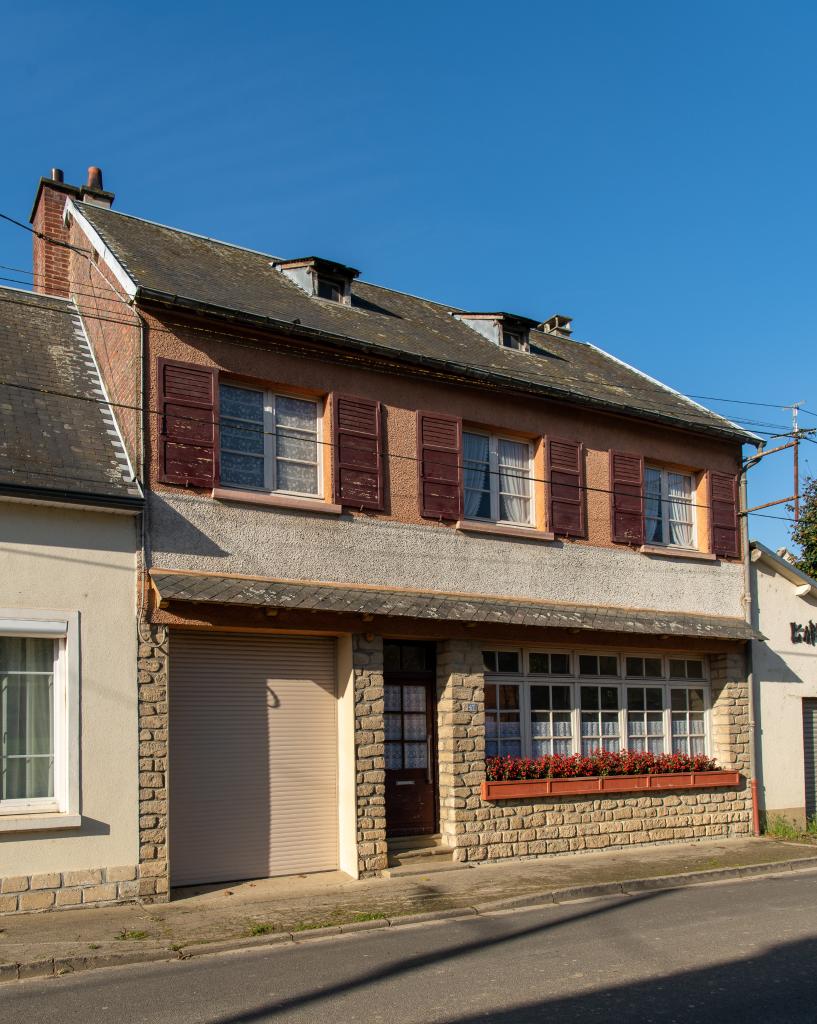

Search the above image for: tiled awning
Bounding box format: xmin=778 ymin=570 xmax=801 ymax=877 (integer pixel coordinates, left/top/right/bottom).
xmin=150 ymin=570 xmax=761 ymax=642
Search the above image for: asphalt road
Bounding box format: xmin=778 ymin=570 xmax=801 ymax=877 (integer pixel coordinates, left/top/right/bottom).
xmin=5 ymin=872 xmax=817 ymax=1023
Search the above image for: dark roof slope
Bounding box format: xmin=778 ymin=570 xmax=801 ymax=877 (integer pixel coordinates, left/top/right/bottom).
xmin=0 ymin=287 xmax=142 ymax=508
xmin=74 ymin=202 xmax=755 ymax=444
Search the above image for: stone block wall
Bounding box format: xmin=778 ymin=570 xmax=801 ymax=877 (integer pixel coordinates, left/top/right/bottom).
xmin=0 ymin=866 xmax=142 ymax=915
xmin=353 ymin=634 xmax=388 ymax=876
xmin=434 ymin=640 xmax=752 ymax=865
xmin=136 ymin=622 xmax=170 ymax=902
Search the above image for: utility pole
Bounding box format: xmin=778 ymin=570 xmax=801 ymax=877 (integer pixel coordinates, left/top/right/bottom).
xmin=793 ymin=402 xmax=801 ymax=521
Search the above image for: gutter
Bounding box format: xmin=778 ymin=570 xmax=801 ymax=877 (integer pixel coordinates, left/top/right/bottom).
xmin=0 ymin=482 xmax=143 ymax=514
xmin=135 ymin=288 xmax=758 ymax=447
xmin=741 ymin=470 xmax=762 ymax=836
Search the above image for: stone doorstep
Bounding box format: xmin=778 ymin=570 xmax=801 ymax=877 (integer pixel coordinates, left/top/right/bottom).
xmin=4 ymin=855 xmax=817 ymax=985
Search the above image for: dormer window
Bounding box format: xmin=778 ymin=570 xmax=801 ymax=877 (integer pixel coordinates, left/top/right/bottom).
xmin=454 ymin=311 xmax=535 ymax=351
xmin=502 ymin=328 xmax=526 ymax=351
xmin=272 ymin=256 xmax=360 ymax=306
xmin=317 ymin=276 xmax=344 ymax=302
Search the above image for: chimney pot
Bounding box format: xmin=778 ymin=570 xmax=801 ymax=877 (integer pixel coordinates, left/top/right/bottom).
xmin=86 ymin=166 xmax=103 ymax=191
xmin=51 ymin=168 xmax=64 ymax=183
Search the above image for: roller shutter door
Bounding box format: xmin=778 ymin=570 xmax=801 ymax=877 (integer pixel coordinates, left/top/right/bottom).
xmin=169 ymin=631 xmax=337 ymax=886
xmin=804 ymin=699 xmax=817 ymax=823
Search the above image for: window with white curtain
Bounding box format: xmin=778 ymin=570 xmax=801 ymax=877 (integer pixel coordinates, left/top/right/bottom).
xmin=645 ymin=467 xmax=695 ymax=548
xmin=481 ymin=649 xmax=711 ymax=760
xmin=463 ymin=432 xmax=532 ymax=526
xmin=219 ymin=383 xmax=321 ymax=496
xmin=0 ymin=637 xmax=56 ymax=803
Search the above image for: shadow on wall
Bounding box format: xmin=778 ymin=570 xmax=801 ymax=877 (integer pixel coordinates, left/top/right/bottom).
xmin=0 ymin=816 xmax=110 ymax=850
xmin=149 ymin=493 xmax=229 ymax=558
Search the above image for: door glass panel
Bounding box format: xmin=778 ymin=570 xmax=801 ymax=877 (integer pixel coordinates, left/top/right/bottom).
xmin=403 ymin=714 xmax=427 ymax=740
xmin=385 ymin=742 xmax=403 ymax=770
xmin=384 ymin=685 xmax=401 ymax=712
xmin=404 ymin=742 xmax=428 ymax=769
xmin=402 ymin=686 xmax=426 ymax=712
xmin=384 ymin=713 xmax=401 ymax=740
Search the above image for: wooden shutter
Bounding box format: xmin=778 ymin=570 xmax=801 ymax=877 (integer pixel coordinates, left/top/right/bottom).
xmin=547 ymin=437 xmax=586 ymax=537
xmin=158 ymin=358 xmax=218 ymax=487
xmin=417 ymin=412 xmax=462 ymax=519
xmin=709 ymin=470 xmax=740 ymax=557
xmin=332 ymin=394 xmax=383 ymax=510
xmin=609 ymin=450 xmax=645 ymax=544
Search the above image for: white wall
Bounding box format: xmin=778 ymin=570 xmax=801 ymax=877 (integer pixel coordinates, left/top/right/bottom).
xmin=0 ymin=501 xmax=139 ymax=875
xmin=752 ymin=559 xmax=817 ymax=825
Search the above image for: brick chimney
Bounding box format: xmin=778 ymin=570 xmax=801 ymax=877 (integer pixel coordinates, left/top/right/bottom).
xmin=29 ymin=166 xmax=115 ymax=297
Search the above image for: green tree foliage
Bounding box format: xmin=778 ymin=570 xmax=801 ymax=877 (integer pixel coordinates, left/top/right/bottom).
xmin=791 ymin=475 xmax=817 ymax=580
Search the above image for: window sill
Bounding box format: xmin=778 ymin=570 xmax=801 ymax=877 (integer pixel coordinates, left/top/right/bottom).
xmin=0 ymin=812 xmax=82 ymax=833
xmin=212 ymin=487 xmax=343 ymax=515
xmin=639 ymin=545 xmax=717 ymax=562
xmin=456 ymin=520 xmax=556 ymax=542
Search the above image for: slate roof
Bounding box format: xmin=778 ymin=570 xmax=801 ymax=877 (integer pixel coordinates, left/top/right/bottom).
xmin=0 ymin=287 xmax=142 ymax=508
xmin=72 ymin=202 xmax=756 ymax=445
xmin=151 ymin=570 xmax=760 ymax=641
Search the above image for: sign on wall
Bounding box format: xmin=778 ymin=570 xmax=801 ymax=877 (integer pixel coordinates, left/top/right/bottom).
xmin=791 ymin=622 xmax=817 ymax=646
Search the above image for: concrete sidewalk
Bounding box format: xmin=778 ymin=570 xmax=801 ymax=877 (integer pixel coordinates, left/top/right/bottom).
xmin=3 ymin=837 xmax=817 ymax=983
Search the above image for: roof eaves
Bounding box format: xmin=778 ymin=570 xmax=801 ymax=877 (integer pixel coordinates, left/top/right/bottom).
xmin=136 ymin=287 xmax=754 ymax=445
xmin=0 ymin=482 xmax=143 ymax=513
xmin=750 ymin=539 xmax=817 ymax=598
xmin=581 ymin=341 xmax=761 ymax=447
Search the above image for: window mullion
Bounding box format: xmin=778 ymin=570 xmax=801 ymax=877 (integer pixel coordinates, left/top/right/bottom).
xmin=265 ymin=394 xmax=275 ymax=491
xmin=521 ymin=683 xmax=532 ymax=759
xmin=490 ymin=438 xmax=500 ymax=521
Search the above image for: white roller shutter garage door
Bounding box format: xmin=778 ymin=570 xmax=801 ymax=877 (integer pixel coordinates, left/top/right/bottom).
xmin=169 ymin=631 xmax=338 ymax=887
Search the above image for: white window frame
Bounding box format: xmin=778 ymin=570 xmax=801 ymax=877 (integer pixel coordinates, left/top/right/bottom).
xmin=219 ymin=383 xmax=323 ymax=498
xmin=0 ymin=609 xmax=80 ymax=831
xmin=463 ymin=431 xmax=534 ymax=527
xmin=481 ymin=647 xmax=711 ymax=760
xmin=645 ymin=465 xmax=697 ymax=550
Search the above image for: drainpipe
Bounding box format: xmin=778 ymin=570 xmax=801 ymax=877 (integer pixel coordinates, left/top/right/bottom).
xmin=740 ymin=468 xmax=762 ymax=836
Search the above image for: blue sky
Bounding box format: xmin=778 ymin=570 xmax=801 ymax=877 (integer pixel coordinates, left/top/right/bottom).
xmin=2 ymin=1 xmax=814 ymax=549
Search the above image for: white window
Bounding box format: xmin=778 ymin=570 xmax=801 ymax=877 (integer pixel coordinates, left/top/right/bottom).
xmin=580 ymin=685 xmax=621 ymax=755
xmin=530 ymin=684 xmax=573 ymax=756
xmin=0 ymin=612 xmax=78 ymax=824
xmin=626 ymin=686 xmax=665 ymax=753
xmin=481 ymin=648 xmax=711 ymax=760
xmin=484 ymin=681 xmax=522 ymax=757
xmin=219 ymin=383 xmax=320 ymax=496
xmin=463 ymin=432 xmax=532 ymax=526
xmin=645 ymin=467 xmax=695 ymax=548
xmin=670 ymin=687 xmax=707 ymax=754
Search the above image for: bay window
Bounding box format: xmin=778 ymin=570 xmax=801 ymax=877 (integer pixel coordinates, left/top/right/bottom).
xmin=645 ymin=467 xmax=695 ymax=548
xmin=219 ymin=383 xmax=320 ymax=496
xmin=463 ymin=432 xmax=532 ymax=526
xmin=480 ymin=649 xmax=710 ymax=760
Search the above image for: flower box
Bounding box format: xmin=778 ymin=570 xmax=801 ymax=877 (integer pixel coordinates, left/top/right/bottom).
xmin=481 ymin=770 xmax=742 ymax=801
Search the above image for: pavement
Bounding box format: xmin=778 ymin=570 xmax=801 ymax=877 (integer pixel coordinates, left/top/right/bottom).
xmin=6 ymin=870 xmax=817 ymax=1022
xmin=2 ymin=836 xmax=817 ymax=985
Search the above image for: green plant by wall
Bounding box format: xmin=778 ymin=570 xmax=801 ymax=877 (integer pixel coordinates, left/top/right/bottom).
xmin=790 ymin=475 xmax=817 ymax=580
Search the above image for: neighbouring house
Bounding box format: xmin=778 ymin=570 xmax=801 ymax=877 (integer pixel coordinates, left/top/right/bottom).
xmin=750 ymin=541 xmax=817 ymax=828
xmin=0 ymin=285 xmax=143 ymax=912
xmin=16 ymin=166 xmax=761 ymax=906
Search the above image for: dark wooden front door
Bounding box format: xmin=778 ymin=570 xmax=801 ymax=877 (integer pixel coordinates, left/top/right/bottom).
xmin=384 ymin=643 xmax=436 ymax=837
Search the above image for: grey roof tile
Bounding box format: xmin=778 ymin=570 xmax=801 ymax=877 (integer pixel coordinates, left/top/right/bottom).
xmin=73 ymin=203 xmax=753 ymax=443
xmin=0 ymin=287 xmax=142 ymax=505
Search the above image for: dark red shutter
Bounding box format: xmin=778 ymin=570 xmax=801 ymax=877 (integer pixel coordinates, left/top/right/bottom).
xmin=548 ymin=437 xmax=586 ymax=537
xmin=709 ymin=470 xmax=740 ymax=558
xmin=417 ymin=412 xmax=462 ymax=519
xmin=609 ymin=450 xmax=645 ymax=544
xmin=332 ymin=394 xmax=384 ymax=510
xmin=157 ymin=358 xmax=218 ymax=487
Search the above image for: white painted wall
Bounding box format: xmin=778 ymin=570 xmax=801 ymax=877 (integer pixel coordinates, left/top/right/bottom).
xmin=752 ymin=558 xmax=817 ymax=825
xmin=0 ymin=502 xmax=139 ymax=875
xmin=150 ymin=491 xmax=746 ymax=619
